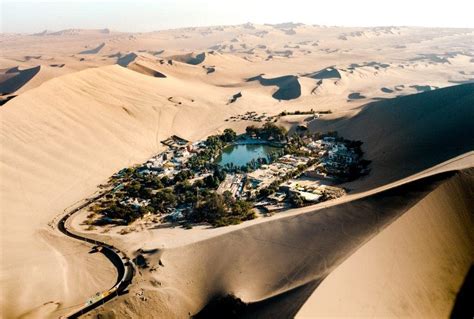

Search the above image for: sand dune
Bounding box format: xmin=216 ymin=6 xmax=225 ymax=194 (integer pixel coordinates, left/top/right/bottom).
xmin=42 ymin=28 xmax=111 ymax=36
xmin=168 ymin=52 xmax=207 ymax=65
xmin=79 ymin=42 xmax=105 ymax=54
xmin=0 ymin=65 xmax=231 ymax=317
xmin=116 ymin=52 xmax=138 ymax=67
xmin=347 ymin=92 xmax=366 ymax=100
xmin=82 ymin=83 xmax=473 ymax=318
xmin=309 ymin=82 xmax=474 ymax=191
xmin=297 ymin=169 xmax=474 ymax=318
xmin=246 ymin=74 xmax=301 ymax=100
xmin=86 ymin=157 xmax=473 ymax=318
xmin=2 ymin=24 xmax=472 ymax=101
xmin=2 ymin=61 xmax=301 ymax=316
xmin=115 ymin=52 xmax=168 ymax=78
xmin=381 ymin=87 xmax=394 ymax=93
xmin=1 ymin=24 xmax=473 ymax=318
xmin=128 ymin=63 xmax=167 ymax=78
xmin=0 ymin=65 xmax=40 ymax=95
xmin=303 ymin=66 xmax=342 ymax=80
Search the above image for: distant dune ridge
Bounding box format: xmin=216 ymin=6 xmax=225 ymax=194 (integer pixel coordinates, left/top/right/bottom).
xmin=114 ymin=53 xmax=168 ymax=78
xmin=116 ymin=52 xmax=138 ymax=67
xmin=0 ymin=23 xmax=473 ymax=318
xmin=168 ymin=52 xmax=207 ymax=65
xmin=246 ymin=74 xmax=301 ymax=100
xmin=303 ymin=66 xmax=342 ymax=80
xmin=0 ymin=65 xmax=40 ymax=95
xmin=78 ymin=42 xmax=106 ymax=54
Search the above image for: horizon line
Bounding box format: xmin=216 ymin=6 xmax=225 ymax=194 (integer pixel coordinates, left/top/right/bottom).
xmin=3 ymin=21 xmax=474 ymax=35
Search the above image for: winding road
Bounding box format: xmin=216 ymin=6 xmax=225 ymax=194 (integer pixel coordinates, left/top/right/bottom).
xmin=57 ymin=193 xmax=135 ymax=318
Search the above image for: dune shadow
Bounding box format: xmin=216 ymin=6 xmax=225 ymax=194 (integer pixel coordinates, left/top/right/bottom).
xmin=243 ymin=279 xmax=323 ymax=318
xmin=347 ymin=92 xmax=366 ymax=100
xmin=184 ymin=171 xmax=457 ymax=319
xmin=302 ymin=66 xmax=341 ymax=80
xmin=170 ymin=52 xmax=206 ymax=65
xmin=308 ymin=83 xmax=474 ymax=190
xmin=79 ymin=43 xmax=105 ymax=55
xmin=409 ymin=85 xmax=436 ymax=92
xmin=117 ymin=53 xmax=138 ymax=67
xmin=0 ymin=66 xmax=40 ymax=95
xmin=450 ymin=265 xmax=474 ymax=319
xmin=0 ymin=95 xmax=17 ymax=106
xmin=193 ymin=280 xmax=322 ymax=319
xmin=246 ymin=74 xmax=301 ymax=100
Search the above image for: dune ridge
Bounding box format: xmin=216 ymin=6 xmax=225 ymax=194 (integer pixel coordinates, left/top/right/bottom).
xmin=0 ymin=65 xmax=40 ymax=95
xmin=297 ymin=168 xmax=474 ymax=318
xmin=87 ymin=156 xmax=473 ymax=318
xmin=310 ymin=82 xmax=474 ymax=191
xmin=246 ymin=74 xmax=301 ymax=100
xmin=168 ymin=52 xmax=207 ymax=65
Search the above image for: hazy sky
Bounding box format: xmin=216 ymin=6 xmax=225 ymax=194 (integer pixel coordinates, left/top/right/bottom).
xmin=2 ymin=0 xmax=474 ymax=33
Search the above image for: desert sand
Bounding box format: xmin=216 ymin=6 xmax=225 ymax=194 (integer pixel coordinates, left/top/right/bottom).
xmin=0 ymin=24 xmax=473 ymax=318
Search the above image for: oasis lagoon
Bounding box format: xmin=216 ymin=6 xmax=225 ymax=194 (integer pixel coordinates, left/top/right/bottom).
xmin=216 ymin=143 xmax=283 ymax=169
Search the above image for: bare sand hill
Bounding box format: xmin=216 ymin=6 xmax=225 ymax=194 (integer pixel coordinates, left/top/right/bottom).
xmin=83 ymin=157 xmax=473 ymax=319
xmin=297 ymin=169 xmax=473 ymax=318
xmin=309 ymin=83 xmax=474 ymax=191
xmin=0 ymin=66 xmax=215 ymax=318
xmin=0 ymin=65 xmax=41 ymax=95
xmin=1 ymin=24 xmax=473 ymax=318
xmin=2 ymin=25 xmax=473 ymax=106
xmin=79 ymin=85 xmax=473 ymax=318
xmin=0 ymin=63 xmax=288 ymax=318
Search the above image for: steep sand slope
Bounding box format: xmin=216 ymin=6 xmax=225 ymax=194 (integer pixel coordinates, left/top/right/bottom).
xmin=0 ymin=66 xmax=41 ymax=94
xmin=0 ymin=62 xmax=299 ymax=318
xmin=0 ymin=65 xmax=236 ymax=318
xmin=297 ymin=169 xmax=474 ymax=318
xmin=80 ymin=86 xmax=473 ymax=318
xmin=84 ymin=159 xmax=473 ymax=318
xmin=309 ymin=83 xmax=474 ymax=191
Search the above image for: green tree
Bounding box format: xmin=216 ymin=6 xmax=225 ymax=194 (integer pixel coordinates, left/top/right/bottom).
xmin=289 ymin=192 xmax=304 ymax=208
xmin=221 ymin=128 xmax=237 ymax=142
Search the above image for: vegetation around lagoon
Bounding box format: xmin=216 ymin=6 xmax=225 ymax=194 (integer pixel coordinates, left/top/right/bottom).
xmin=89 ymin=128 xmax=257 ymax=227
xmin=86 ymin=123 xmax=369 ymax=229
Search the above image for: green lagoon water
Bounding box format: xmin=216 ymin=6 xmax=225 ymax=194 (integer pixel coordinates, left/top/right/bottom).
xmin=216 ymin=143 xmax=282 ymax=168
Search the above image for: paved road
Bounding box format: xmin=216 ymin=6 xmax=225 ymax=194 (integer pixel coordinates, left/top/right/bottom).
xmin=57 ymin=193 xmax=134 ymax=318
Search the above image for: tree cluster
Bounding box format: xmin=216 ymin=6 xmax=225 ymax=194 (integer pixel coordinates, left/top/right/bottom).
xmin=245 ymin=123 xmax=287 ymax=141
xmin=188 ymin=191 xmax=255 ymax=227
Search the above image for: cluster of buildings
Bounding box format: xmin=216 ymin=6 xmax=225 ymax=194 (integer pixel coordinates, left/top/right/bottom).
xmin=281 ymin=180 xmax=346 ymax=202
xmin=246 ymin=154 xmax=311 ymax=195
xmin=305 ymin=136 xmax=360 ymax=176
xmin=109 ymin=132 xmax=362 ymax=218
xmin=137 ymin=136 xmax=204 ymax=178
xmin=216 ymin=173 xmax=245 ymax=198
xmin=119 ymin=197 xmax=150 ymax=209
xmin=238 ymin=135 xmax=361 ymax=213
xmin=254 ymin=176 xmax=346 ymax=214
